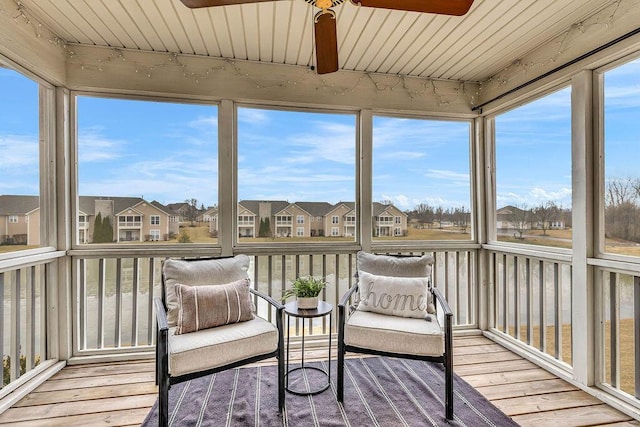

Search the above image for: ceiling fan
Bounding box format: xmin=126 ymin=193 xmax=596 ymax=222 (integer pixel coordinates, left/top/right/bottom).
xmin=180 ymin=0 xmax=474 ymax=74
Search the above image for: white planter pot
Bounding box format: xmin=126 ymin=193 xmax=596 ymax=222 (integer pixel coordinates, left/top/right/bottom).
xmin=297 ymin=296 xmax=318 ymax=309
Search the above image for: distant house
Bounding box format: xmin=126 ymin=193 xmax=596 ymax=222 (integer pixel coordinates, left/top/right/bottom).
xmin=0 ymin=195 xmax=40 ymax=245
xmin=79 ymin=196 xmax=176 ymax=243
xmin=373 ymin=202 xmax=408 ymax=237
xmin=1 ymin=195 xmax=176 ymax=245
xmin=496 ymin=205 xmax=566 ymax=232
xmin=326 ymin=202 xmax=355 ymax=237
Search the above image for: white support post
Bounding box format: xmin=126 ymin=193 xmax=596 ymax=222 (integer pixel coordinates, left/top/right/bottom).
xmin=359 ymin=110 xmax=372 ymax=253
xmin=571 ymin=69 xmax=595 ymax=386
xmin=219 ymin=100 xmax=235 ymax=256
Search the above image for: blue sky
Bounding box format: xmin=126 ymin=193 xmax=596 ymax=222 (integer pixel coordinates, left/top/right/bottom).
xmin=1 ymin=58 xmax=638 ymax=212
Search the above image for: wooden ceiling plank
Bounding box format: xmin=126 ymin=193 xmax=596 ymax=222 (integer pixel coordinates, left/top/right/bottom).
xmin=374 ymin=14 xmax=436 ymax=74
xmin=336 ymin=3 xmax=375 ymax=71
xmin=283 ymin=2 xmax=311 ymax=65
xmin=79 ymin=1 xmax=134 ymax=48
xmin=174 ymin=4 xmax=209 ymax=55
xmin=271 ymin=1 xmax=293 ymax=63
xmin=241 ymin=3 xmax=261 ymax=61
xmin=362 ymin=12 xmax=420 ymax=73
xmin=140 ymin=2 xmax=181 ymax=54
xmin=117 ymin=1 xmax=163 ymax=52
xmin=192 ymin=8 xmax=222 ymax=57
xmin=17 ymin=1 xmax=83 ymax=44
xmin=415 ymin=0 xmax=506 ymax=78
xmin=49 ymin=0 xmax=106 ymax=45
xmin=157 ymin=1 xmax=197 ymax=54
xmin=351 ymin=9 xmax=407 ymax=72
xmin=224 ymin=5 xmax=248 ymax=59
xmin=207 ymin=7 xmax=235 ymax=58
xmin=257 ymin=2 xmax=274 ymax=62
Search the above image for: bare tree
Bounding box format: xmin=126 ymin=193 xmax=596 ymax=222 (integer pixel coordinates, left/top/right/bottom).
xmin=606 ymin=177 xmax=635 ymax=207
xmin=184 ymin=198 xmax=200 ymax=226
xmin=532 ymin=201 xmax=560 ymax=235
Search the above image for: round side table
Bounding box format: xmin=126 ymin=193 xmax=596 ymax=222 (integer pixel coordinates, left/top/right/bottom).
xmin=284 ymin=300 xmax=333 ymax=396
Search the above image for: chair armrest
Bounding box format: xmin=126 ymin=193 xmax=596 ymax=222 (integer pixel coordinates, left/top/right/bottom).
xmin=338 ymin=282 xmax=359 ymax=309
xmin=432 ymin=287 xmax=453 ymax=318
xmin=154 ymin=297 xmax=169 ymax=332
xmin=250 ymin=287 xmax=285 ymax=311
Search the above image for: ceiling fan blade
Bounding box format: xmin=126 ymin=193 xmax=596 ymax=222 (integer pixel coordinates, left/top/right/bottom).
xmin=351 ymin=0 xmax=474 ymax=16
xmin=180 ymin=0 xmax=273 ymax=8
xmin=314 ymin=13 xmax=339 ymax=74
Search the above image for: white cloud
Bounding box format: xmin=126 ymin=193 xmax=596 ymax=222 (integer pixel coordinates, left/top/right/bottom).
xmin=425 ymin=169 xmax=469 ymax=184
xmin=238 ymin=108 xmax=270 ymax=125
xmin=0 ymin=134 xmax=39 ymax=169
xmin=78 ymin=128 xmax=124 ymax=162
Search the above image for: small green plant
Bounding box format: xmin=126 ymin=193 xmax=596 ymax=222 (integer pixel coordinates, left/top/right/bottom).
xmin=282 ymin=276 xmax=326 ymax=301
xmin=3 ymin=354 xmax=41 ymax=386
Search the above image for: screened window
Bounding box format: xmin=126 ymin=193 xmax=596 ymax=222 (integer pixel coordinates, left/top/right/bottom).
xmin=373 ymin=116 xmax=472 ymax=241
xmin=0 ymin=66 xmax=41 ymax=253
xmin=77 ymin=96 xmax=217 ymax=245
xmin=237 ymin=107 xmax=356 ymax=242
xmin=494 ymin=87 xmax=572 ymax=248
xmin=603 ymin=58 xmax=640 ymax=257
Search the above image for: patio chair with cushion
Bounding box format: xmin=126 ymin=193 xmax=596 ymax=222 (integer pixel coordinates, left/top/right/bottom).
xmin=154 ymin=255 xmax=285 ymax=426
xmin=337 ymin=251 xmax=454 ymax=420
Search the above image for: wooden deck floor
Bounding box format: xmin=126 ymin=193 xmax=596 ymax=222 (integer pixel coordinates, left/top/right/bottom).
xmin=0 ymin=335 xmax=638 ymax=426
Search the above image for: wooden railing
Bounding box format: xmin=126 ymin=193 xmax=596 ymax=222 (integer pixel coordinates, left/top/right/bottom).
xmin=486 ymin=247 xmax=574 ymax=369
xmin=71 ymin=247 xmax=478 ymax=356
xmin=0 ymin=260 xmax=51 ymax=394
xmin=594 ymin=266 xmax=640 ymax=404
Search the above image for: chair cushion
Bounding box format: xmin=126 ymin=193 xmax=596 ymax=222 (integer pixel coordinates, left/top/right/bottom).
xmin=357 ymin=251 xmax=434 ymax=279
xmin=356 ymin=271 xmax=430 ymax=319
xmin=345 ymin=310 xmax=444 ymax=357
xmin=175 ymin=278 xmax=254 ymax=335
xmin=168 ymin=316 xmax=278 ymax=377
xmin=163 ymin=255 xmax=250 ymax=327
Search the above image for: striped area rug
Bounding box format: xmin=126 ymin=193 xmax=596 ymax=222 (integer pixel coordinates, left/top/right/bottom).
xmin=143 ymin=357 xmax=518 ymax=426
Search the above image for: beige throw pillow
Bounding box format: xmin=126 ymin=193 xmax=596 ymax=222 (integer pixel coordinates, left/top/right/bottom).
xmin=163 ymin=255 xmax=250 ymax=327
xmin=356 ymin=251 xmax=434 ymax=279
xmin=356 ymin=271 xmax=430 ymax=319
xmin=175 ymin=278 xmax=254 ymax=335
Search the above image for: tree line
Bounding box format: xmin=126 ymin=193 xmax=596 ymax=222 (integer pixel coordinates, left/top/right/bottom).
xmin=404 ymin=203 xmax=471 ymax=232
xmin=606 ymin=177 xmax=640 ymax=243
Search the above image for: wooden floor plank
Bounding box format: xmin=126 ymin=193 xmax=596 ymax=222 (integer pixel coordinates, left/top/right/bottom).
xmin=50 ymin=361 xmax=155 ymax=380
xmin=492 ymin=390 xmax=603 ymax=416
xmin=34 ymin=371 xmax=155 ymax=392
xmin=512 ymin=404 xmax=633 ymax=427
xmin=454 ymin=358 xmax=536 ymax=376
xmin=463 ymin=368 xmax=556 ymax=387
xmin=0 ymin=394 xmax=157 ymax=423
xmin=14 ymin=382 xmax=158 ymax=407
xmin=0 ymin=408 xmax=152 ymax=427
xmin=1 ymin=339 xmax=638 ymax=426
xmin=475 ymin=378 xmax=578 ymax=400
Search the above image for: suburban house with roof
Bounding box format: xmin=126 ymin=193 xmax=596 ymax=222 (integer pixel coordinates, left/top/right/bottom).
xmin=373 ymin=203 xmax=408 ymax=237
xmin=216 ymin=200 xmax=408 ymax=239
xmin=0 ymin=195 xmax=40 ymax=245
xmin=1 ymin=195 xmax=177 ymax=244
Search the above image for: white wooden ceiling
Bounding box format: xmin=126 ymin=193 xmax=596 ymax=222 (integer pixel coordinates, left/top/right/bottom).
xmin=19 ymin=0 xmax=617 ymax=82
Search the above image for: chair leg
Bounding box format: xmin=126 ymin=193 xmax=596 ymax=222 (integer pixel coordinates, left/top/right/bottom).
xmin=445 ymin=352 xmax=454 ymax=420
xmin=278 ymin=339 xmax=285 ymax=412
xmin=159 ymin=372 xmax=169 ymax=427
xmin=337 ymin=340 xmax=345 ymax=402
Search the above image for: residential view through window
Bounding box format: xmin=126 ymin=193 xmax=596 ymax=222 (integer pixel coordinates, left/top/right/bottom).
xmin=0 ymin=66 xmax=40 ymax=255
xmin=237 ymin=107 xmax=356 ymax=243
xmin=76 ymin=96 xmax=218 ymax=245
xmin=602 ymin=57 xmax=640 ymax=396
xmin=603 ymin=58 xmax=640 ymax=258
xmin=373 ymin=116 xmax=472 ymax=241
xmin=494 ymin=87 xmax=573 ymax=248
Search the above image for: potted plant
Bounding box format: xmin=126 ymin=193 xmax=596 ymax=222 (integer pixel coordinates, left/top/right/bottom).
xmin=282 ymin=276 xmax=326 ymax=309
